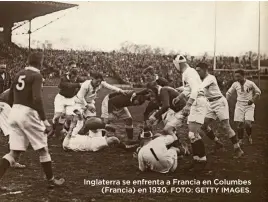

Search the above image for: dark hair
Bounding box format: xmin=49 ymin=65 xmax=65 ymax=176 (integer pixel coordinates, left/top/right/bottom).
xmin=132 ymin=94 xmax=146 ymax=105
xmin=142 ymin=66 xmax=155 ymax=75
xmin=69 ymin=68 xmax=78 ymax=76
xmin=146 ymin=82 xmax=158 ymax=95
xmin=235 ymin=69 xmax=245 ymax=76
xmin=28 ymin=52 xmax=43 ymax=67
xmin=91 ymin=72 xmax=104 ymax=81
xmin=196 ymin=62 xmax=208 ymax=70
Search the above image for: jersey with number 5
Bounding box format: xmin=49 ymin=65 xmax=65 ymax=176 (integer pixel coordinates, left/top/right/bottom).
xmin=9 ymin=68 xmax=46 ymax=121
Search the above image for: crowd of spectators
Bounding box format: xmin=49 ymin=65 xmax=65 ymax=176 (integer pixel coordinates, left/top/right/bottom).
xmin=0 ymin=42 xmax=261 ymax=89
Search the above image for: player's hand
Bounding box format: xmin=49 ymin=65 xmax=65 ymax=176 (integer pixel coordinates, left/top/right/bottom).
xmin=182 ymin=105 xmax=191 ymax=116
xmin=172 ymin=97 xmax=180 ymax=106
xmin=43 ymin=120 xmax=52 ymax=134
xmin=248 ymin=99 xmax=254 ymax=105
xmin=86 ymin=104 xmax=96 ymax=113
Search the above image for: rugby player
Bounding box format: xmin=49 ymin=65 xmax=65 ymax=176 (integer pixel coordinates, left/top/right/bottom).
xmin=226 ymin=69 xmax=261 ymax=145
xmin=62 ymin=116 xmax=120 ymax=152
xmin=53 ymin=64 xmax=80 ymax=125
xmin=136 ymin=127 xmax=188 ymax=173
xmin=101 ymin=90 xmax=148 ymax=140
xmin=0 ymin=89 xmax=26 ymax=169
xmin=146 ymin=84 xmax=187 ymax=145
xmin=75 ymin=72 xmax=129 ymax=118
xmin=142 ymin=66 xmax=170 ymax=86
xmin=173 ymin=55 xmax=208 ymax=171
xmin=142 ymin=66 xmax=171 ymax=126
xmin=0 ymin=52 xmax=64 ymax=191
xmin=196 ymin=63 xmax=244 ymax=158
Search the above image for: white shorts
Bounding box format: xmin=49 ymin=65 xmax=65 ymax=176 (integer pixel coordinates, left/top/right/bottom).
xmin=234 ymin=102 xmax=255 ymax=122
xmin=188 ymin=96 xmax=209 ymax=125
xmin=206 ymin=97 xmax=229 ymax=121
xmin=0 ymin=102 xmax=11 ymax=136
xmin=54 ymin=93 xmax=76 ymax=115
xmin=163 ymin=109 xmax=184 ymax=129
xmin=8 ymin=104 xmax=47 ymax=151
xmin=101 ymin=95 xmax=131 ymax=121
xmin=63 ymin=134 xmax=108 ymax=152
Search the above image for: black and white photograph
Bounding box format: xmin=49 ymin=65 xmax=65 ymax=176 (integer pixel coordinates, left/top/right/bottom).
xmin=0 ymin=0 xmax=267 ymax=201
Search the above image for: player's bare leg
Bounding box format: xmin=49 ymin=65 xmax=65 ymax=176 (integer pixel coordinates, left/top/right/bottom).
xmin=236 ymin=122 xmax=245 ymax=145
xmin=201 ymin=118 xmax=223 ymax=151
xmin=245 ymin=120 xmax=253 ymax=144
xmin=221 ymin=119 xmax=244 ymax=158
xmin=187 ymin=122 xmax=207 ymax=172
xmin=37 ymin=147 xmax=65 ymax=188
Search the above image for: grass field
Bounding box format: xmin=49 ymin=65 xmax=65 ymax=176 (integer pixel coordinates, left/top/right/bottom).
xmin=0 ymin=80 xmax=268 ymax=202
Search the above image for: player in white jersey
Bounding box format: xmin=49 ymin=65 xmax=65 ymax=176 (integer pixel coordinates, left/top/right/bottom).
xmin=226 ymin=69 xmax=261 ymax=145
xmin=137 ymin=127 xmax=188 ymax=173
xmin=75 ymin=72 xmax=128 ymax=118
xmin=62 ymin=115 xmax=120 ymax=152
xmin=172 ymin=55 xmax=209 ymax=172
xmin=0 ymin=89 xmax=26 ymax=169
xmin=196 ymin=63 xmax=244 ymax=158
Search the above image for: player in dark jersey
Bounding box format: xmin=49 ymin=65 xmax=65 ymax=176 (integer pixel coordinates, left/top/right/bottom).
xmin=0 ymin=52 xmax=64 ymax=191
xmin=53 ymin=67 xmax=81 ymax=136
xmin=101 ymin=90 xmax=148 ymax=139
xmin=146 ymin=84 xmax=187 ymax=145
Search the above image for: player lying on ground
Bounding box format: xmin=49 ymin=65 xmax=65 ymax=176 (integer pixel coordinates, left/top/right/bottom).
xmin=196 ymin=63 xmax=244 ymax=158
xmin=0 ymin=52 xmax=64 ymax=192
xmin=62 ymin=115 xmax=120 ymax=152
xmin=75 ymin=72 xmax=129 ymax=118
xmin=172 ymin=55 xmax=209 ymax=172
xmin=0 ymin=89 xmax=26 ymax=169
xmin=226 ymin=69 xmax=261 ymax=145
xmin=145 ymin=84 xmax=187 ymax=145
xmin=135 ymin=127 xmax=189 ymax=173
xmin=101 ymin=90 xmax=149 ymax=140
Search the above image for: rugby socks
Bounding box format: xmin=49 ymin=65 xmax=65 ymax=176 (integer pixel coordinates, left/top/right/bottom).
xmin=0 ymin=158 xmax=10 ymax=179
xmin=41 ymin=161 xmax=53 ymax=181
xmin=245 ymin=126 xmax=252 ymax=137
xmin=237 ymin=127 xmax=244 ymax=140
xmin=230 ymin=135 xmax=240 ymax=149
xmin=126 ymin=127 xmax=134 ymax=140
xmin=40 ymin=154 xmax=53 ymax=181
xmin=193 ymin=139 xmax=206 ymax=160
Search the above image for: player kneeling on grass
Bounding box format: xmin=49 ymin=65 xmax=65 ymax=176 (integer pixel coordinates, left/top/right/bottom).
xmin=0 ymin=89 xmax=26 ymax=169
xmin=62 ymin=114 xmax=120 ymax=152
xmin=135 ymin=127 xmax=189 ymax=173
xmin=101 ymin=90 xmax=148 ymax=140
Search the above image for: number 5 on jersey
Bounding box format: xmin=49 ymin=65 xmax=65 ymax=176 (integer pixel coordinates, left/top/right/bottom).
xmin=16 ymin=75 xmax=26 ymax=91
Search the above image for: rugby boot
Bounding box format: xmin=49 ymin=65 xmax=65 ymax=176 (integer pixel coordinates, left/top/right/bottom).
xmin=48 ymin=177 xmax=65 ymax=189
xmin=234 ymin=147 xmax=244 ymax=159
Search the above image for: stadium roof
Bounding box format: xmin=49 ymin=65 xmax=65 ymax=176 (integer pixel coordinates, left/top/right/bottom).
xmin=0 ymin=1 xmax=77 ymax=26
